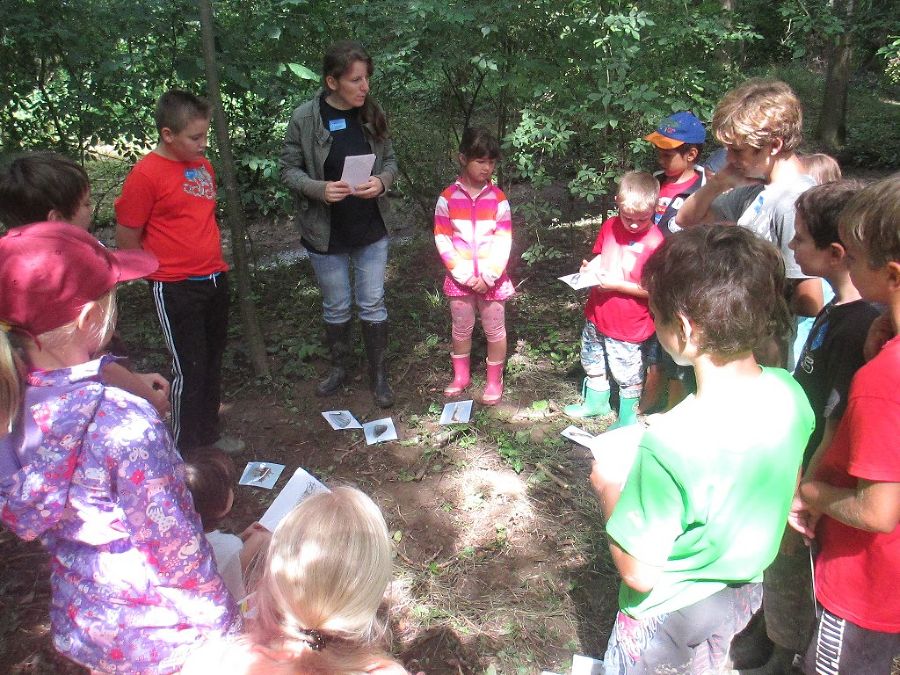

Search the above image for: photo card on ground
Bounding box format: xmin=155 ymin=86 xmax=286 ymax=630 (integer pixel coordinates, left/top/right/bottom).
xmin=238 ymin=461 xmax=285 ymax=489
xmin=363 ymin=417 xmax=397 ymax=445
xmin=439 ymin=400 xmax=473 ymax=425
xmin=322 ymin=410 xmax=363 ymax=430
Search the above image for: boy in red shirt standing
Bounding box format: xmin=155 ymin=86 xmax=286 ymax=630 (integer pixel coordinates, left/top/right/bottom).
xmin=116 ymin=90 xmax=239 ymax=453
xmin=565 ymin=171 xmax=663 ymax=428
xmin=789 ymin=175 xmax=900 ymax=674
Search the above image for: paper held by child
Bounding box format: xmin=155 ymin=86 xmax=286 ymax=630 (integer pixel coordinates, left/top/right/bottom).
xmin=440 ymin=400 xmax=473 ymax=425
xmin=258 ymin=466 xmax=330 ymax=532
xmin=587 ymin=424 xmax=644 ymax=489
xmin=570 ymin=654 xmax=604 ymax=675
xmin=340 ymin=153 xmax=376 ymax=192
xmin=363 ymin=417 xmax=397 ymax=445
xmin=539 ymin=653 xmax=604 ymax=675
xmin=561 ymin=425 xmax=596 ymax=447
xmin=238 ymin=462 xmax=285 ymax=490
xmin=322 ymin=409 xmax=363 ymax=430
xmin=558 ymin=270 xmax=603 ymax=290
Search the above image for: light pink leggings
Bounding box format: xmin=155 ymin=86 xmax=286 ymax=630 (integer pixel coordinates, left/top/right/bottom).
xmin=450 ymin=296 xmax=507 ymax=342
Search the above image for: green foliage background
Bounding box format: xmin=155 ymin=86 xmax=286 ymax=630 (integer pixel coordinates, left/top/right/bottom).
xmin=1 ymin=0 xmax=898 ymax=225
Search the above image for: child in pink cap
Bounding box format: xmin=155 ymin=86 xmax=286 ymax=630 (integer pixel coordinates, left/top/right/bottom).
xmin=0 ymin=222 xmax=239 ymax=673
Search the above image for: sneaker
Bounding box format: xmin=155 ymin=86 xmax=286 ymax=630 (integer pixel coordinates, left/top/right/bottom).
xmin=213 ymin=435 xmax=246 ymax=455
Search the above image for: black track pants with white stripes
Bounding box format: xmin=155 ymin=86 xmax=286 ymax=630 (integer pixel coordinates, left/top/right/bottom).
xmin=149 ymin=273 xmax=229 ymax=451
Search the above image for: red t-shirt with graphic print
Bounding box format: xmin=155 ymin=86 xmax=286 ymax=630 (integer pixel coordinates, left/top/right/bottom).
xmin=115 ymin=152 xmax=227 ymax=282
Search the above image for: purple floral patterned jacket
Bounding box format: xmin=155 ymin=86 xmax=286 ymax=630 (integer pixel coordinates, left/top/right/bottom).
xmin=0 ymin=357 xmax=240 ymax=673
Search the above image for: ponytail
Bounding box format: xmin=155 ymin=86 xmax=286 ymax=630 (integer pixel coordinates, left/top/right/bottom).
xmin=360 ymin=98 xmax=389 ymax=143
xmin=0 ymin=330 xmax=24 ymax=433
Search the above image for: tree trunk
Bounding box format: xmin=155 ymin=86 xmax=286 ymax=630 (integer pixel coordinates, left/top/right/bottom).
xmin=817 ymin=0 xmax=855 ymax=151
xmin=197 ymin=0 xmax=270 ymax=377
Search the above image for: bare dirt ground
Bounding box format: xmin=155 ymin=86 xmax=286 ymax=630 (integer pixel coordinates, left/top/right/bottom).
xmin=0 ymin=201 xmax=623 ymax=674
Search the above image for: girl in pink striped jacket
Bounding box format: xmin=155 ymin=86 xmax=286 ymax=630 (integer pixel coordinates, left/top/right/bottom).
xmin=434 ymin=128 xmax=514 ymax=405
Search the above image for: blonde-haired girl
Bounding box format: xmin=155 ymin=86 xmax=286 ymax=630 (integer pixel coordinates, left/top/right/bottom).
xmin=185 ymin=486 xmax=413 ymax=674
xmin=0 ymin=222 xmax=239 ymax=673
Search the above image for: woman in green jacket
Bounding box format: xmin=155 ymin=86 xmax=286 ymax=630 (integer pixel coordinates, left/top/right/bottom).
xmin=280 ymin=40 xmax=398 ymax=408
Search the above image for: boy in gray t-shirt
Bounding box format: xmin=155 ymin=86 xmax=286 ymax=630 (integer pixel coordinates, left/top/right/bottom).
xmin=677 ymin=79 xmax=823 ymax=365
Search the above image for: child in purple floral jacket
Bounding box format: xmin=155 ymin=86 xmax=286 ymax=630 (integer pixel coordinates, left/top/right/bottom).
xmin=0 ymin=222 xmax=240 ymax=673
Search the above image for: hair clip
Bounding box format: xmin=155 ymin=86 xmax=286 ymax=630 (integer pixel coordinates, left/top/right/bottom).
xmin=299 ymin=627 xmax=328 ymax=651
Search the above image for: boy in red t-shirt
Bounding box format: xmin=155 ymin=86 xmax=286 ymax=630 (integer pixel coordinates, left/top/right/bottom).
xmin=565 ymin=171 xmax=663 ymax=429
xmin=115 ymin=90 xmax=239 ymax=454
xmin=789 ymin=175 xmax=900 ymax=674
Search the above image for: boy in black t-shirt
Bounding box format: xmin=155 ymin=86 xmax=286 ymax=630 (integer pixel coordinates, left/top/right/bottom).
xmin=749 ymin=180 xmax=880 ymax=675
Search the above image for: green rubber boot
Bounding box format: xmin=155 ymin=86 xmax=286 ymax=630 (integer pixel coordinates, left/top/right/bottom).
xmin=608 ymin=395 xmax=640 ymax=431
xmin=564 ymin=378 xmax=612 ymax=418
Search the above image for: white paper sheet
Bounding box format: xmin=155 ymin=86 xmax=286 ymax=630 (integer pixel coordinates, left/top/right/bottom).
xmin=558 ymin=270 xmax=603 ymax=290
xmin=587 ymin=424 xmax=644 ymax=488
xmin=259 ymin=467 xmax=330 ymax=532
xmin=560 ymin=425 xmax=596 ymax=447
xmin=340 ymin=154 xmax=376 ymax=191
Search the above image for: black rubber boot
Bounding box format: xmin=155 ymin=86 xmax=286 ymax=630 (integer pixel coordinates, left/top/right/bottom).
xmin=317 ymin=321 xmax=351 ymax=396
xmin=361 ymin=320 xmax=394 ymax=408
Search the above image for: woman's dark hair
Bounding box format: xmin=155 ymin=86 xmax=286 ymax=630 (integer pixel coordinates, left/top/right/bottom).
xmin=183 ymin=447 xmax=236 ymax=531
xmin=459 ymin=127 xmax=500 ymax=160
xmin=323 ymin=40 xmax=388 ymax=142
xmin=642 ymin=225 xmax=790 ymax=360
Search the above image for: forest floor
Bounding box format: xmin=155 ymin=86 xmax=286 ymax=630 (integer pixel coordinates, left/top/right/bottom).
xmin=0 ymin=191 xmax=634 ymax=675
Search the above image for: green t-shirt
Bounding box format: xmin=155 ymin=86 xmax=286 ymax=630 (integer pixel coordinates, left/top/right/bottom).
xmin=606 ymin=367 xmax=814 ymax=619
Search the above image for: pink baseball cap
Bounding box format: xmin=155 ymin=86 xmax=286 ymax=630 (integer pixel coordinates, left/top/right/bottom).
xmin=0 ymin=221 xmax=158 ymax=338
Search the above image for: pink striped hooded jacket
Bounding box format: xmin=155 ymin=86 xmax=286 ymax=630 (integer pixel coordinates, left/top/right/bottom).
xmin=434 ymin=179 xmax=514 ymax=300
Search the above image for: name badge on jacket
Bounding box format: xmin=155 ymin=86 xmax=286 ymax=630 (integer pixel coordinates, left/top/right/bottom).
xmin=329 ymin=118 xmax=348 ymax=132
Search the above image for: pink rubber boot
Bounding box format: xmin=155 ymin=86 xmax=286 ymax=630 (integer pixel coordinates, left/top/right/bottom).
xmin=444 ymin=353 xmax=471 ymax=396
xmin=483 ymin=359 xmax=505 ymax=405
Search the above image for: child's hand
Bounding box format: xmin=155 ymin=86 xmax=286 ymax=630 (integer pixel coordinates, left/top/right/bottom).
xmin=324 ymin=181 xmax=353 ymax=203
xmin=595 ymin=272 xmax=618 ymax=291
xmin=239 ymin=522 xmax=270 ymax=540
xmin=466 ymin=276 xmax=489 ymax=294
xmin=787 ymin=491 xmax=820 ymax=543
xmin=864 ymin=312 xmax=893 ymax=361
xmin=579 ymin=259 xmax=592 ymax=273
xmin=136 ymin=372 xmax=171 ymax=417
xmin=353 ymin=176 xmax=384 ymax=199
xmin=239 ymin=523 xmax=272 ymax=572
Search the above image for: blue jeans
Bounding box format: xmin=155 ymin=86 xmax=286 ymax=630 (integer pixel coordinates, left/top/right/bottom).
xmin=307 ymin=236 xmax=389 ymax=324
